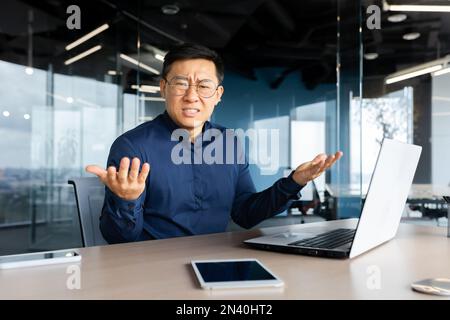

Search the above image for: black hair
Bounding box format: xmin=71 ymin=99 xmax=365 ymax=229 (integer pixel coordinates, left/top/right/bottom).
xmin=162 ymin=43 xmax=224 ymax=83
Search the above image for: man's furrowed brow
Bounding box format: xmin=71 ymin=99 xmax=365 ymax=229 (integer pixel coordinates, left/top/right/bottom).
xmin=171 ymin=75 xmax=215 ymax=83
xmin=171 ymin=75 xmax=189 ymax=80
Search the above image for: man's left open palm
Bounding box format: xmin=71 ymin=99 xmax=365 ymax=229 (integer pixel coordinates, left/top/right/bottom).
xmin=292 ymin=151 xmax=343 ymax=186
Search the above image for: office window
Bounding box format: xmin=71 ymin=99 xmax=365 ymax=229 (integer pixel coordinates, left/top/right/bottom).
xmin=0 ymin=60 xmax=46 ymax=229
xmin=351 ymin=88 xmax=413 ymax=191
xmin=0 ymin=59 xmax=129 ymax=254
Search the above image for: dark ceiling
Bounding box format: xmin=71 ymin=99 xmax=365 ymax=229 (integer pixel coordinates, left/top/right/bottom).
xmin=0 ymin=0 xmax=449 ymax=92
xmin=363 ymin=0 xmax=450 ymax=78
xmin=0 ymin=0 xmax=340 ymax=90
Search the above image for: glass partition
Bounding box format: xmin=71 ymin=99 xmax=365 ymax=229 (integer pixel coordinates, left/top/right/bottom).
xmin=0 ymin=0 xmax=142 ymax=254
xmin=362 ymin=1 xmax=450 ymax=226
xmin=0 ymin=0 xmax=364 ymax=253
xmin=332 ymin=0 xmax=363 ymax=219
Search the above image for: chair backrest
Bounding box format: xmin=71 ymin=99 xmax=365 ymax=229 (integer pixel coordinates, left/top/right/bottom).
xmin=68 ymin=177 xmax=108 ymax=247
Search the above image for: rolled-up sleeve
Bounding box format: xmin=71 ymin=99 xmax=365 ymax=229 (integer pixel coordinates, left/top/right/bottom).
xmin=230 ymin=160 xmax=304 ymax=229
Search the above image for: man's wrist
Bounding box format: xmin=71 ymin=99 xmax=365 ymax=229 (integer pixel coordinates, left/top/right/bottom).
xmin=290 ymin=171 xmax=307 ymax=187
xmin=106 ymin=187 xmax=144 ymax=210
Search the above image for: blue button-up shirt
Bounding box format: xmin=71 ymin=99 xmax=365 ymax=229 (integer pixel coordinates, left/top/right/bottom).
xmin=100 ymin=111 xmax=304 ymax=243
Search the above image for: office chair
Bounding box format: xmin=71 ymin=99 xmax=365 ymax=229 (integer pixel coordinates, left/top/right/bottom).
xmin=68 ymin=177 xmax=108 ymax=247
xmin=289 ymin=180 xmax=324 ymax=223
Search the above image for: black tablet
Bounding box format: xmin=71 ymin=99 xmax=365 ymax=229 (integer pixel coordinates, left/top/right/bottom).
xmin=191 ymin=258 xmax=284 ymax=289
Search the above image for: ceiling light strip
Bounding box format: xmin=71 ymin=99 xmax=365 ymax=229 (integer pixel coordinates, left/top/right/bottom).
xmin=388 ymin=5 xmax=450 ymax=13
xmin=433 ymin=68 xmax=450 ymax=77
xmin=155 ymin=53 xmax=165 ymax=61
xmin=140 ymin=96 xmax=165 ymax=101
xmin=131 ymin=85 xmax=159 ymax=93
xmin=65 ymin=24 xmax=109 ymax=51
xmin=120 ymin=54 xmax=160 ymax=75
xmin=386 ymin=65 xmax=442 ymax=84
xmin=64 ymin=45 xmax=102 ymax=65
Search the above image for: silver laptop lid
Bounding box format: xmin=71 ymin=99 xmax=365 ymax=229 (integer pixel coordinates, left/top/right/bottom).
xmin=349 ymin=138 xmax=422 ymax=258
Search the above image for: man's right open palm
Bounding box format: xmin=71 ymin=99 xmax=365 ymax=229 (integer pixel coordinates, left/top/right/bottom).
xmin=85 ymin=157 xmax=150 ymax=201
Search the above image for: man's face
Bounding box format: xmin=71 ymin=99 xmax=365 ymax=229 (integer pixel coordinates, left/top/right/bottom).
xmin=160 ymin=58 xmax=223 ymax=131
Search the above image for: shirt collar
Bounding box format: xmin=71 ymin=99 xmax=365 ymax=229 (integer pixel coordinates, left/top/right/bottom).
xmin=161 ymin=110 xmax=179 ymax=132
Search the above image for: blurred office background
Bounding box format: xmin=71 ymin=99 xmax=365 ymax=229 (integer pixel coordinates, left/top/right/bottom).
xmin=0 ymin=0 xmax=448 ymax=255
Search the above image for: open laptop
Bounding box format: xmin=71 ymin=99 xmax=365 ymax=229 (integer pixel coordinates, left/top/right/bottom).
xmin=244 ymin=138 xmax=422 ymax=259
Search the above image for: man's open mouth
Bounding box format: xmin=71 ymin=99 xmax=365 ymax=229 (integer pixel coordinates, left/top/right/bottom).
xmin=182 ymin=108 xmax=200 ymax=116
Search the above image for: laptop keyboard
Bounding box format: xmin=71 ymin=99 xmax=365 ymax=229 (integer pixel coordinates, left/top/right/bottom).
xmin=288 ymin=228 xmax=356 ymax=249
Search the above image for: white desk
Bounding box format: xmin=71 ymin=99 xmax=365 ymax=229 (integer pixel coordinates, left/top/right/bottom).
xmin=1 ymin=220 xmax=450 ymax=299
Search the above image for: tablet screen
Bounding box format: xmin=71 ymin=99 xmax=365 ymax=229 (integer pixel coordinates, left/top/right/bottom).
xmin=194 ymin=260 xmax=276 ymax=282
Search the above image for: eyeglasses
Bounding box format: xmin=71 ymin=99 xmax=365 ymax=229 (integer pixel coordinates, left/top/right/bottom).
xmin=163 ymin=76 xmax=219 ymax=98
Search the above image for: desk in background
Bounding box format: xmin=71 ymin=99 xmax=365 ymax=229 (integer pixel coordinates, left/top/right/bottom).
xmin=406 ymin=184 xmax=450 ymax=226
xmin=324 ymin=184 xmax=450 ymax=221
xmin=0 ymin=220 xmax=449 ymax=299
